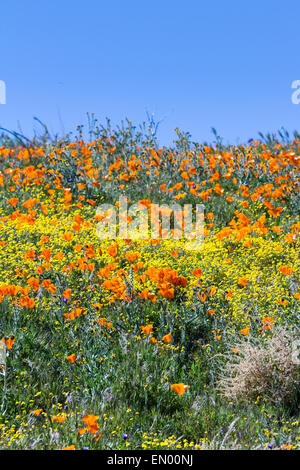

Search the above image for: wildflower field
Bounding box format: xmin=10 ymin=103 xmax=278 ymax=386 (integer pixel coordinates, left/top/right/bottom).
xmin=0 ymin=121 xmax=299 ymax=450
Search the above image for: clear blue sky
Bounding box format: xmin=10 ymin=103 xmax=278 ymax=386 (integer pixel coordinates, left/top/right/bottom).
xmin=1 ymin=0 xmax=300 ymax=145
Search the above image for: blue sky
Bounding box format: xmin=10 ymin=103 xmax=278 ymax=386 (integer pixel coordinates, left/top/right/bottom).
xmin=1 ymin=0 xmax=300 ymax=145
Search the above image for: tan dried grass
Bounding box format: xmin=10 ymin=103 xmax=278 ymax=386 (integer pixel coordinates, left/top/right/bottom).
xmin=218 ymin=327 xmax=300 ymax=404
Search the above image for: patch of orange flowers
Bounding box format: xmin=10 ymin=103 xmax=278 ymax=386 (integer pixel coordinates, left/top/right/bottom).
xmin=78 ymin=414 xmax=101 ymax=441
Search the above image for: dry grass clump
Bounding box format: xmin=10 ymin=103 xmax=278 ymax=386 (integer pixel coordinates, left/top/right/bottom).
xmin=218 ymin=327 xmax=300 ymax=404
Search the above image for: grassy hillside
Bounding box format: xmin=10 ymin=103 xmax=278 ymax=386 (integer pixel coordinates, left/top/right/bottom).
xmin=0 ymin=122 xmax=299 ymax=450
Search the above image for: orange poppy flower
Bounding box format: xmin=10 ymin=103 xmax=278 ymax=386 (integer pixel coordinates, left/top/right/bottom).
xmin=93 ymin=303 xmax=103 ymax=310
xmin=170 ymin=383 xmax=189 ymax=396
xmin=63 ymin=289 xmax=72 ymax=300
xmin=239 ymin=328 xmax=250 ymax=336
xmin=7 ymin=198 xmax=19 ymax=207
xmin=158 ymin=287 xmax=174 ymax=299
xmin=192 ymin=268 xmax=202 ymax=278
xmin=225 ymin=289 xmax=233 ymax=299
xmin=139 ymin=324 xmax=153 ymax=335
xmin=62 ymin=232 xmax=73 ymax=242
xmin=27 ymin=277 xmax=40 ymax=292
xmin=51 ymin=415 xmax=66 ymax=423
xmin=125 ymin=252 xmax=139 ymax=263
xmin=78 ymin=427 xmax=88 ymax=436
xmin=27 ymin=298 xmax=35 ymax=309
xmin=64 ymin=311 xmax=76 ymax=321
xmin=278 ymin=266 xmax=293 ymax=276
xmin=66 ymin=353 xmax=76 ymax=363
xmin=162 ymin=333 xmax=172 ymax=343
xmin=79 ymin=414 xmax=101 ymax=437
xmin=1 ymin=337 xmax=15 ymax=350
xmin=107 ymin=244 xmax=118 ymax=257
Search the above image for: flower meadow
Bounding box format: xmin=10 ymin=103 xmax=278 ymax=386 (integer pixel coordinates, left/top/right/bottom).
xmin=0 ymin=121 xmax=299 ymax=450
